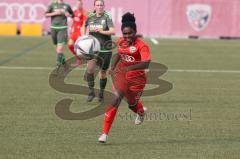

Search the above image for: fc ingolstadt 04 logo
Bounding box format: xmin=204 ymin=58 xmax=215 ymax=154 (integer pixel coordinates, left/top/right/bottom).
xmin=186 ymin=4 xmax=212 ymax=31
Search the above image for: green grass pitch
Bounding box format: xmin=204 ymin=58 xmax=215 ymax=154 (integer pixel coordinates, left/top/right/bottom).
xmin=0 ymin=36 xmax=240 ymax=159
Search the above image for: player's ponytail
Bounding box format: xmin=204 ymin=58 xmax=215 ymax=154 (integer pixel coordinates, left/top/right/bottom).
xmin=121 ymin=12 xmax=137 ymax=33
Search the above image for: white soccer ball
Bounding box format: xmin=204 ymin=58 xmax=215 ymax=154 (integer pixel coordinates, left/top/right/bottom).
xmin=74 ymin=35 xmax=101 ymax=57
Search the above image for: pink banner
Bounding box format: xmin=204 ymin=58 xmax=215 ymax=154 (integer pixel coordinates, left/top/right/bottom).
xmin=170 ymin=0 xmax=240 ymax=37
xmin=1 ymin=0 xmax=240 ymax=37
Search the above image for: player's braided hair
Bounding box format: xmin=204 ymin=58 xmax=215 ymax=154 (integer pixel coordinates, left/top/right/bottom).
xmin=121 ymin=12 xmax=137 ymax=33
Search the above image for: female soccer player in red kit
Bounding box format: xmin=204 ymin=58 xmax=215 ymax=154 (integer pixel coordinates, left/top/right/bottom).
xmin=98 ymin=12 xmax=151 ymax=143
xmin=68 ymin=0 xmax=87 ymax=66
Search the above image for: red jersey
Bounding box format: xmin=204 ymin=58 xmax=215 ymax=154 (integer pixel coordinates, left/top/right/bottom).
xmin=117 ymin=37 xmax=151 ymax=66
xmin=112 ymin=37 xmax=150 ymax=95
xmin=116 ymin=37 xmax=151 ymax=79
xmin=72 ymin=9 xmax=86 ymax=33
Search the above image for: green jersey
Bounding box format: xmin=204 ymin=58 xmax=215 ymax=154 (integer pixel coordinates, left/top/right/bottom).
xmin=46 ymin=2 xmax=74 ymax=29
xmin=85 ymin=11 xmax=114 ymax=51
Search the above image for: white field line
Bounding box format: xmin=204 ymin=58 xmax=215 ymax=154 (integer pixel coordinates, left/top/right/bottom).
xmin=168 ymin=69 xmax=240 ymax=74
xmin=0 ymin=66 xmax=53 ymax=70
xmin=0 ymin=66 xmax=240 ymax=74
xmin=150 ymin=38 xmax=159 ymax=45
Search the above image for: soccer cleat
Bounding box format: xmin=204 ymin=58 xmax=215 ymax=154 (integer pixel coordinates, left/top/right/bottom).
xmin=135 ymin=107 xmax=147 ymax=125
xmin=98 ymin=133 xmax=108 ymax=143
xmin=52 ymin=64 xmax=61 ymax=76
xmin=56 ymin=64 xmax=69 ymax=76
xmin=53 ymin=63 xmax=66 ymax=76
xmin=86 ymin=91 xmax=95 ymax=102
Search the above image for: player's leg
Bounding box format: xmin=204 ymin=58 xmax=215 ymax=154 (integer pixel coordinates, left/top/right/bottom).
xmin=50 ymin=29 xmax=66 ymax=75
xmin=56 ymin=29 xmax=68 ymax=66
xmin=55 ymin=29 xmax=69 ymax=74
xmin=127 ymin=90 xmax=145 ymax=122
xmin=68 ymin=38 xmax=75 ymax=54
xmin=67 ymin=35 xmax=76 ymax=55
xmin=68 ymin=33 xmax=81 ymax=66
xmin=126 ymin=77 xmax=147 ymax=125
xmin=86 ymin=59 xmax=97 ymax=102
xmin=99 ymin=71 xmax=126 ymax=143
xmin=51 ymin=29 xmax=62 ymax=65
xmin=99 ymin=89 xmax=124 ymax=143
xmin=97 ymin=51 xmax=112 ymax=102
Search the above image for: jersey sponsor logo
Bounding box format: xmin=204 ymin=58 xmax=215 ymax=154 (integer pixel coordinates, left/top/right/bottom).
xmin=101 ymin=19 xmax=106 ymax=25
xmin=89 ymin=24 xmax=103 ymax=31
xmin=120 ymin=54 xmax=135 ymax=62
xmin=54 ymin=8 xmax=66 ymax=13
xmin=0 ymin=2 xmax=46 ymax=23
xmin=129 ymin=46 xmax=137 ymax=53
xmin=186 ymin=4 xmax=211 ymax=31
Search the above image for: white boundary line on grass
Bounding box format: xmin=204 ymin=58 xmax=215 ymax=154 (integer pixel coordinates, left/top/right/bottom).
xmin=168 ymin=69 xmax=240 ymax=74
xmin=0 ymin=66 xmax=53 ymax=70
xmin=0 ymin=66 xmax=240 ymax=74
xmin=150 ymin=38 xmax=159 ymax=45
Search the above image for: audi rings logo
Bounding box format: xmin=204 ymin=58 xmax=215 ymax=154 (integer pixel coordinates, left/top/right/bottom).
xmin=0 ymin=3 xmax=47 ymax=23
xmin=120 ymin=54 xmax=136 ymax=62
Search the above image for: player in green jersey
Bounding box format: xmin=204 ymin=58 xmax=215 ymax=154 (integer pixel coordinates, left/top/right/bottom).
xmin=45 ymin=0 xmax=74 ymax=72
xmin=84 ymin=0 xmax=115 ymax=102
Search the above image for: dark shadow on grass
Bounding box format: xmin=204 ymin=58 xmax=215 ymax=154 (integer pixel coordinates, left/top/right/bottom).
xmin=49 ymin=57 xmax=173 ymax=120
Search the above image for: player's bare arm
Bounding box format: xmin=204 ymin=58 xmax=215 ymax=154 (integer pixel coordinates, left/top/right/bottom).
xmin=81 ymin=21 xmax=87 ymax=36
xmin=108 ymin=54 xmax=120 ymax=75
xmin=126 ymin=60 xmax=150 ymax=72
xmin=45 ymin=11 xmax=62 ymax=17
xmin=97 ymin=27 xmax=115 ymax=36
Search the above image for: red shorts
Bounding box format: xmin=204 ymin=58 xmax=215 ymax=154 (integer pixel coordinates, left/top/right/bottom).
xmin=70 ymin=32 xmax=81 ymax=42
xmin=112 ymin=69 xmax=146 ymax=105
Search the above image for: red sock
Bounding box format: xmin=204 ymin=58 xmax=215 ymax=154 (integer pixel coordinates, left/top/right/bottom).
xmin=68 ymin=44 xmax=76 ymax=55
xmin=68 ymin=44 xmax=81 ymax=61
xmin=102 ymin=105 xmax=118 ymax=135
xmin=130 ymin=102 xmax=144 ymax=115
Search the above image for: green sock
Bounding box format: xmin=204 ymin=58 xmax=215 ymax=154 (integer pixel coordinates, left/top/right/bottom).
xmin=100 ymin=78 xmax=107 ymax=90
xmin=87 ymin=73 xmax=95 ymax=90
xmin=57 ymin=53 xmax=66 ymax=65
xmin=57 ymin=54 xmax=61 ymax=65
xmin=61 ymin=54 xmax=66 ymax=64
